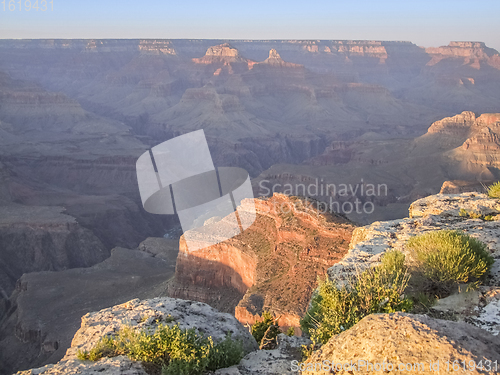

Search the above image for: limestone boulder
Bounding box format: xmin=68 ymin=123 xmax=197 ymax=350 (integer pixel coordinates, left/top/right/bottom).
xmin=302 ymin=313 xmax=500 ymax=374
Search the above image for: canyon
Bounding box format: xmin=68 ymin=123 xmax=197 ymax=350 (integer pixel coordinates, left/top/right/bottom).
xmin=12 ymin=191 xmax=500 ymax=375
xmin=0 ymin=38 xmax=500 ymax=373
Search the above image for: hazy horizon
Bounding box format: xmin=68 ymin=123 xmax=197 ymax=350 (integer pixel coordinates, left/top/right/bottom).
xmin=1 ymin=0 xmax=499 ymax=51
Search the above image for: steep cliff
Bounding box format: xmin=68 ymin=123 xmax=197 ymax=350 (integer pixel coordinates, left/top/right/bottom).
xmin=168 ymin=194 xmax=355 ymax=332
xmin=0 ymin=239 xmax=178 ymax=375
xmin=0 ymin=205 xmax=108 ymax=312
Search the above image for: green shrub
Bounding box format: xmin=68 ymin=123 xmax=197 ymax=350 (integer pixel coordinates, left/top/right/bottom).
xmin=407 ymin=230 xmax=493 ymax=290
xmin=76 ymin=336 xmax=115 ymax=361
xmin=300 ymin=250 xmax=412 ymax=345
xmin=78 ymin=323 xmax=244 ymax=375
xmin=488 ymin=181 xmax=500 ymax=199
xmin=250 ymin=311 xmax=275 ymax=344
xmin=459 ymin=208 xmax=493 ymax=221
xmin=250 ymin=311 xmax=282 ymax=349
xmin=286 ymin=327 xmax=295 ymax=337
xmin=203 ymin=332 xmax=244 ymax=373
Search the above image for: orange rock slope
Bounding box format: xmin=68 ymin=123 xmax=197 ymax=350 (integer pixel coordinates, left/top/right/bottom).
xmin=168 ymin=194 xmax=355 ymax=333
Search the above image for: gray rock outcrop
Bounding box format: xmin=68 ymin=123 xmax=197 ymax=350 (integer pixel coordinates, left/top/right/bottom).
xmin=328 ymin=192 xmax=500 ymax=335
xmin=302 ymin=312 xmax=500 ymax=374
xmin=16 ymin=297 xmax=258 ymax=375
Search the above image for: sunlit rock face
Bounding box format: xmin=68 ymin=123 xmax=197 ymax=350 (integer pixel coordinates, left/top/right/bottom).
xmin=168 ymin=194 xmax=355 ymax=332
xmin=426 ymin=41 xmax=500 ymax=69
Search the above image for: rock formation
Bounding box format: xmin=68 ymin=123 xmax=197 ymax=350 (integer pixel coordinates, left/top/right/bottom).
xmin=259 ymin=49 xmax=303 ymax=68
xmin=328 ymin=192 xmax=500 ymax=334
xmin=0 ymin=205 xmax=108 ymax=312
xmin=168 ymin=194 xmax=355 ymax=332
xmin=302 ymin=313 xmax=500 ymax=375
xmin=138 ymin=39 xmax=176 ymax=55
xmin=192 ymin=43 xmax=255 ymax=72
xmin=426 ymin=110 xmax=478 ymax=137
xmin=439 ymin=180 xmax=490 ymax=194
xmin=426 ymin=41 xmax=500 ymax=69
xmin=15 ymin=297 xmax=258 ymax=375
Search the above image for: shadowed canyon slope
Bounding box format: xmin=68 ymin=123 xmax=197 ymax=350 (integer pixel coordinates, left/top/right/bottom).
xmin=168 ymin=195 xmax=355 ymax=331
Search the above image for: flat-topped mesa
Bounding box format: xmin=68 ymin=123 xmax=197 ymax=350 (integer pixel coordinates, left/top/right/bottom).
xmin=426 ymin=41 xmax=500 ymax=69
xmin=449 ymin=41 xmax=486 ymax=49
xmin=193 ymin=43 xmax=250 ymax=64
xmin=138 ymin=39 xmax=176 ymax=55
xmin=427 ymin=41 xmax=496 ymax=57
xmin=331 ymin=40 xmax=388 ymax=60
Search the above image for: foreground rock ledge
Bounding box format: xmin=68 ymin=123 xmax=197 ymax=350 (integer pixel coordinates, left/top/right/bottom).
xmin=16 ymin=297 xmax=258 ymax=375
xmin=328 ymin=192 xmax=500 ymax=335
xmin=302 ymin=312 xmax=500 ymax=375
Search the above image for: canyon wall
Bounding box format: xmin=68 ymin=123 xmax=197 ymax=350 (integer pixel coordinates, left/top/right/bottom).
xmin=168 ymin=194 xmax=355 ymax=332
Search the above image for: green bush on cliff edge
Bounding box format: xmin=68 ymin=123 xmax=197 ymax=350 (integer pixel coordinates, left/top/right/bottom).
xmin=300 ymin=250 xmax=412 ymax=345
xmin=406 ymin=229 xmax=494 ymax=291
xmin=77 ymin=323 xmax=244 ymax=375
xmin=488 ymin=181 xmax=500 ymax=199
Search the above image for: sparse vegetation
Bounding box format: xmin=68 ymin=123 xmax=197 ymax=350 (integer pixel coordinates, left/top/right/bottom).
xmin=488 ymin=181 xmax=500 ymax=199
xmin=77 ymin=323 xmax=244 ymax=375
xmin=250 ymin=311 xmax=282 ymax=349
xmin=301 ymin=336 xmax=320 ymax=361
xmin=300 ymin=250 xmax=412 ymax=345
xmin=459 ymin=208 xmax=468 ymax=217
xmin=407 ymin=230 xmax=494 ymax=293
xmin=458 ymin=208 xmax=494 ymax=221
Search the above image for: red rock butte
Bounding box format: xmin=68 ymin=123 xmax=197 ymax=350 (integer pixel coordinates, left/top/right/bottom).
xmin=167 ymin=194 xmax=355 ymax=334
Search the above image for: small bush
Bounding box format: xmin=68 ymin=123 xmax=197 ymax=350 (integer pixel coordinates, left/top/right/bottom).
xmin=286 ymin=327 xmax=295 ymax=337
xmin=250 ymin=311 xmax=282 ymax=350
xmin=250 ymin=311 xmax=275 ymax=344
xmin=300 ymin=250 xmax=412 ymax=345
xmin=488 ymin=181 xmax=500 ymax=199
xmin=78 ymin=323 xmax=244 ymax=375
xmin=301 ymin=336 xmax=320 ymax=361
xmin=204 ymin=332 xmax=244 ymax=372
xmin=407 ymin=230 xmax=494 ymax=291
xmin=458 ymin=208 xmax=493 ymax=221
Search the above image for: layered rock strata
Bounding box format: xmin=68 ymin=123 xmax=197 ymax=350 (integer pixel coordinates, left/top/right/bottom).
xmin=168 ymin=194 xmax=355 ymax=332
